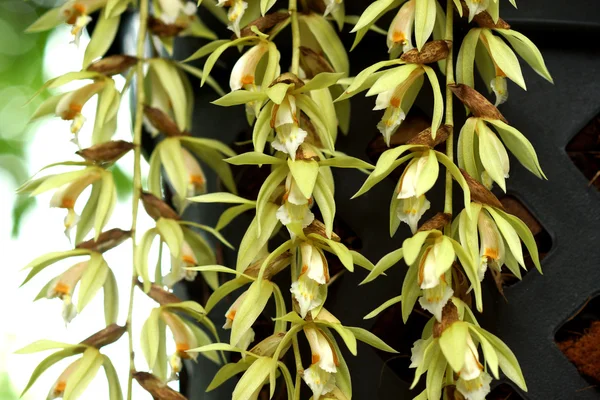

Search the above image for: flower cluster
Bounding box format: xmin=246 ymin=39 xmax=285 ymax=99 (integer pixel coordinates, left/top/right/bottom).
xmin=17 ymin=0 xmax=551 ymax=399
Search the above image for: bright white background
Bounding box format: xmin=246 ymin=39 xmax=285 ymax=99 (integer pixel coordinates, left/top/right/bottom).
xmin=0 ymin=14 xmax=177 ymax=400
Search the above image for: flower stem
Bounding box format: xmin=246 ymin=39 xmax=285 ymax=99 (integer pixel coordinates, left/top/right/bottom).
xmin=443 ymin=0 xmax=455 ymax=218
xmin=127 ymin=0 xmax=149 ymax=398
xmin=290 ymin=245 xmax=303 ymax=398
xmin=289 ymin=0 xmax=300 ymax=75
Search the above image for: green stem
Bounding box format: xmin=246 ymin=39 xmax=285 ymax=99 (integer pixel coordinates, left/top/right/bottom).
xmin=290 ymin=245 xmax=303 ymax=399
xmin=443 ymin=0 xmax=455 ymax=218
xmin=127 ymin=0 xmax=148 ymax=398
xmin=289 ymin=0 xmax=300 ymax=75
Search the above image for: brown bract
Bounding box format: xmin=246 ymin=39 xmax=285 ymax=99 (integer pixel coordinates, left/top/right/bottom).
xmin=243 ymin=251 xmax=291 ymax=280
xmin=238 ymin=11 xmax=290 ymax=38
xmin=137 ymin=281 xmax=183 ymax=305
xmin=76 ymin=228 xmax=132 ymax=253
xmin=80 ymin=324 xmax=127 ymax=349
xmin=303 ymin=220 xmax=341 ymax=241
xmin=143 ymin=105 xmax=188 ymax=137
xmin=448 ymin=84 xmax=507 ymax=123
xmin=417 ymin=212 xmax=452 ymax=232
xmin=433 ymin=301 xmax=459 ymax=338
xmin=460 ymin=169 xmax=505 ymax=210
xmin=133 ymin=372 xmax=187 ymax=400
xmin=141 ymin=191 xmax=180 ymax=221
xmin=87 ymin=55 xmax=138 ymax=76
xmin=249 ymin=332 xmax=287 ymax=358
xmin=459 ymin=2 xmax=511 ymax=29
xmin=300 ymin=46 xmax=334 ymax=79
xmin=269 ymin=72 xmax=305 ymax=89
xmin=148 ymin=16 xmax=186 ymax=37
xmin=406 ymin=124 xmax=452 ymax=148
xmin=401 ymin=40 xmax=451 ymax=64
xmin=295 ymin=144 xmax=320 ymax=161
xmin=76 ymin=140 xmax=135 ymax=165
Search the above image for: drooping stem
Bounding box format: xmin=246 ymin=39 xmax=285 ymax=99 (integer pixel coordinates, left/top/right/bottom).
xmin=443 ymin=0 xmax=455 ymax=217
xmin=289 ymin=0 xmax=300 ymax=75
xmin=127 ymin=0 xmax=149 ymax=398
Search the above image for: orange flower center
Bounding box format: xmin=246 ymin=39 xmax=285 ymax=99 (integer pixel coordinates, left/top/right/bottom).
xmin=190 ymin=174 xmax=205 ymax=186
xmin=226 ymin=309 xmax=237 ymax=321
xmin=62 ymin=104 xmax=83 ymax=120
xmin=311 ymin=354 xmax=321 ymax=364
xmin=390 ymin=97 xmax=401 ymax=108
xmin=182 ymin=255 xmax=196 ymax=265
xmin=54 ymin=381 xmax=67 ymax=393
xmin=65 ymin=3 xmax=86 ymax=24
xmin=392 ymin=31 xmax=406 ymax=43
xmin=61 ymin=198 xmax=76 ymax=209
xmin=241 ymin=75 xmax=255 ymax=85
xmin=176 ymin=343 xmax=191 ymax=358
xmin=483 ymin=248 xmax=499 ymax=259
xmin=54 ymin=282 xmax=71 ymax=296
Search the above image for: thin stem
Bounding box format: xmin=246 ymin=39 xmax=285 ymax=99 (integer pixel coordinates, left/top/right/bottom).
xmin=127 ymin=0 xmax=148 ymax=398
xmin=289 ymin=0 xmax=300 ymax=75
xmin=290 ymin=245 xmax=303 ymax=399
xmin=443 ymin=0 xmax=455 ymax=217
